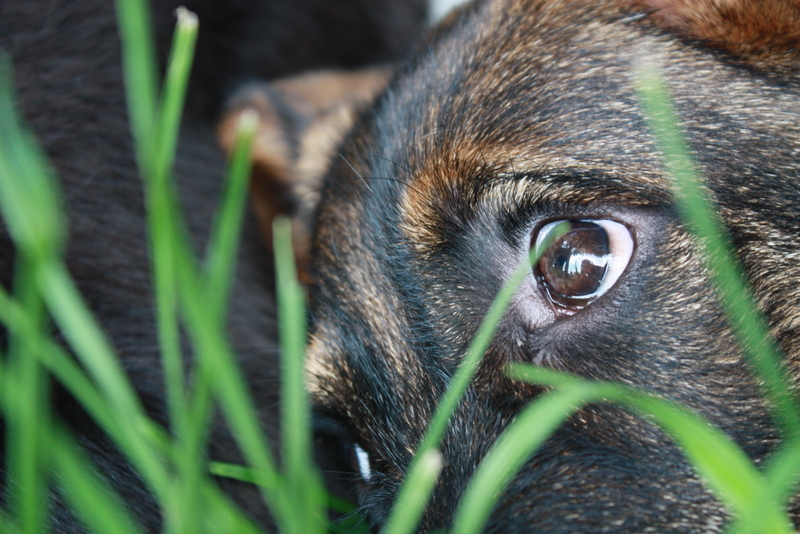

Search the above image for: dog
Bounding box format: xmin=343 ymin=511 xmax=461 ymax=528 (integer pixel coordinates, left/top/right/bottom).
xmin=220 ymin=0 xmax=800 ymax=531
xmin=0 ymin=0 xmax=426 ymax=530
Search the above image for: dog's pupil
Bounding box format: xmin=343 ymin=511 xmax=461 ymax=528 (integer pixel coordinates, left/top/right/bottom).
xmin=540 ymin=221 xmax=610 ymax=298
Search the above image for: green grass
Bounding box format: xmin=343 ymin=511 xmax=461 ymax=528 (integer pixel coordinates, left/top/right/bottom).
xmin=0 ymin=1 xmax=799 ymax=532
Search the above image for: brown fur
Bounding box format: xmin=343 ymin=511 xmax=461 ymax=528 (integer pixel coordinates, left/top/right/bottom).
xmin=633 ymin=0 xmax=800 ymax=77
xmin=219 ymin=69 xmax=392 ymax=279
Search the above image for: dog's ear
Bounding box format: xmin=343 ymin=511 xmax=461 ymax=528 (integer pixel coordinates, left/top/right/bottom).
xmin=218 ymin=68 xmax=392 ymax=281
xmin=634 ymin=0 xmax=800 ymax=77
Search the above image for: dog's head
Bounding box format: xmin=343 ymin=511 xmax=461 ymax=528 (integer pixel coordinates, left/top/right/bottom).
xmin=221 ymin=0 xmax=800 ymax=530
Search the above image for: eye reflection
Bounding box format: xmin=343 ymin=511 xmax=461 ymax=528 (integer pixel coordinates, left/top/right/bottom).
xmin=354 ymin=443 xmax=372 ymax=483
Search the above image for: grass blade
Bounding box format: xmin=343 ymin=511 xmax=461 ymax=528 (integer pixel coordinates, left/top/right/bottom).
xmin=52 ymin=428 xmax=143 ymax=534
xmin=5 ymin=260 xmax=50 ymax=534
xmin=275 ymin=217 xmax=326 ymax=534
xmin=384 ymin=450 xmax=443 ymax=534
xmin=0 ymin=54 xmax=63 ymax=262
xmin=763 ymin=442 xmax=800 ymax=513
xmin=178 ymin=270 xmax=288 ymax=527
xmin=143 ymin=13 xmax=200 ymax=529
xmin=145 ymin=6 xmax=199 ymax=435
xmin=205 ymin=109 xmax=258 ymax=317
xmin=152 ymin=7 xmax=197 ymax=183
xmin=114 ymin=0 xmax=158 ymax=172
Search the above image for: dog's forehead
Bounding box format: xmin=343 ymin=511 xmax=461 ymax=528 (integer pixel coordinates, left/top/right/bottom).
xmin=373 ymin=1 xmax=679 ymax=208
xmin=356 ymin=0 xmax=798 ymax=239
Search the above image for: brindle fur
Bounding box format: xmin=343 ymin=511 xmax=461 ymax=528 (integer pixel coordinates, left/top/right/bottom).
xmin=227 ymin=0 xmax=800 ymax=531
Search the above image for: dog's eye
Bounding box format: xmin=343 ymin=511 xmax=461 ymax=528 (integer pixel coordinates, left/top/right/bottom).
xmin=534 ymin=219 xmax=633 ymax=312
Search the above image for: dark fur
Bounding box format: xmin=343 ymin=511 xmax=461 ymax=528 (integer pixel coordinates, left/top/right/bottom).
xmin=0 ymin=0 xmax=426 ymax=531
xmin=227 ymin=0 xmax=800 ymax=531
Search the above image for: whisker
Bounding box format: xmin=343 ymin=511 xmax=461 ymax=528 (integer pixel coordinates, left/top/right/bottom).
xmin=339 ymin=153 xmax=374 ymax=194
